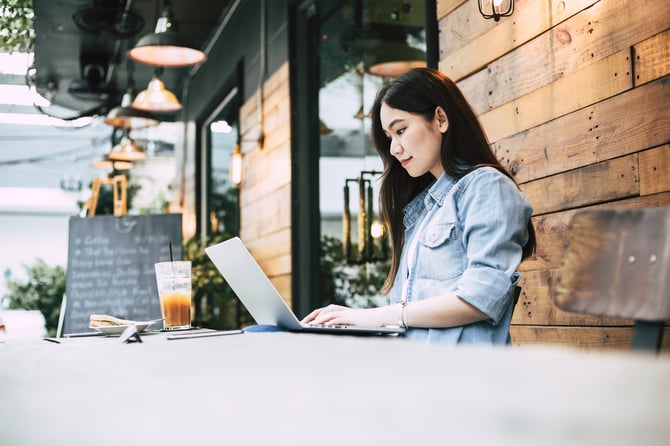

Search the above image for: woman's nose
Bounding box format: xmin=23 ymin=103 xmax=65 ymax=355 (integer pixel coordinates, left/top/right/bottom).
xmin=389 ymin=138 xmax=402 ymax=156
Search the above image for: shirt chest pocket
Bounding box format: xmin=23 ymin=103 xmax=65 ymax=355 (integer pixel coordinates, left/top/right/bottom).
xmin=416 ymin=223 xmax=465 ymax=281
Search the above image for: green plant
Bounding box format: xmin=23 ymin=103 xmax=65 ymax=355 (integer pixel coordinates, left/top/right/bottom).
xmin=210 ymin=180 xmax=240 ymax=235
xmin=137 ymin=189 xmax=171 ymax=215
xmin=0 ymin=0 xmax=35 ymax=53
xmin=183 ymin=232 xmax=253 ymax=330
xmin=2 ymin=258 xmax=65 ymax=337
xmin=320 ymin=235 xmax=390 ymax=309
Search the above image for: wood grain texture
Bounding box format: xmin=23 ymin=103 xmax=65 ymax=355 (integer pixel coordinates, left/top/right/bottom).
xmin=238 ymin=63 xmax=293 ymax=306
xmin=639 ymin=144 xmax=670 ymax=196
xmin=242 ymin=185 xmax=291 ymax=238
xmin=457 ymin=0 xmax=670 ymax=116
xmin=633 ymin=27 xmax=670 ymax=86
xmin=511 ymin=325 xmax=670 ymax=351
xmin=244 ymin=227 xmax=292 ymax=305
xmin=495 ymin=75 xmax=670 ymax=184
xmin=436 ymin=0 xmax=670 ymax=351
xmin=480 ymin=48 xmax=632 ymax=143
xmin=520 ymin=153 xmax=639 ymax=216
xmin=436 ymin=0 xmax=467 ymax=22
xmin=438 ymin=0 xmax=496 ymax=58
xmin=440 ymin=0 xmax=597 ymax=81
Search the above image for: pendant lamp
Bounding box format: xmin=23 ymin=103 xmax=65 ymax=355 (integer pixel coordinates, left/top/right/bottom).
xmin=366 ymin=40 xmax=426 ymax=78
xmin=92 ymin=158 xmax=133 ymax=171
xmin=108 ymin=129 xmax=147 ymax=161
xmin=131 ymin=75 xmax=182 ymax=112
xmin=127 ymin=0 xmax=207 ymax=67
xmin=105 ymin=89 xmax=160 ymax=129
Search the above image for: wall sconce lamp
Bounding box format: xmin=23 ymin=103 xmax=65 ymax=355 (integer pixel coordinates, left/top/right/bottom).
xmin=478 ymin=0 xmax=514 ymax=21
xmin=229 ymin=144 xmax=243 ymax=188
xmin=132 ymin=71 xmax=182 ymax=112
xmin=127 ymin=0 xmax=207 ymax=67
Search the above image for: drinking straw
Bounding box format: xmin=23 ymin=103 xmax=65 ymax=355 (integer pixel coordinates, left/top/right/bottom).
xmin=168 ymin=241 xmax=175 ymax=282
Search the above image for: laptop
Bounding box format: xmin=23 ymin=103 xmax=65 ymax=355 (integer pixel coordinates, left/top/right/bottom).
xmin=205 ymin=237 xmax=405 ymax=336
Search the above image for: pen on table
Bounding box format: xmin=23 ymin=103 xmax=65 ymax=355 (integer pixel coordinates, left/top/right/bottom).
xmin=61 ymin=331 xmax=105 ymax=338
xmin=43 ymin=338 xmax=61 ymax=344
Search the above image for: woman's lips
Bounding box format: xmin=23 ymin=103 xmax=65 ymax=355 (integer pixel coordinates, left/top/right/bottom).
xmin=400 ymin=157 xmax=412 ymax=167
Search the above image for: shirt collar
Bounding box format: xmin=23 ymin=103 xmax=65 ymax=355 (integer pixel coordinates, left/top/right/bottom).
xmin=402 ymin=173 xmax=458 ymax=227
xmin=426 ymin=172 xmax=457 ymax=206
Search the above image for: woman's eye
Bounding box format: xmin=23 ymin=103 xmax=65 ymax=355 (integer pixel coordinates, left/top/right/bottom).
xmin=396 ymin=128 xmax=405 ymax=135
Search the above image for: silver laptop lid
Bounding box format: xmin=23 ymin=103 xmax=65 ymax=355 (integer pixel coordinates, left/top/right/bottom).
xmin=205 ymin=237 xmax=303 ymax=330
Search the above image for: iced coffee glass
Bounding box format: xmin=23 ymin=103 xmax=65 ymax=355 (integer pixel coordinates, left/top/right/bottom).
xmin=154 ymin=261 xmax=192 ymax=330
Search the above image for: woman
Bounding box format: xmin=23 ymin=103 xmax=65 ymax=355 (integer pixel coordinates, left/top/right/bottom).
xmin=303 ymin=68 xmax=536 ymax=344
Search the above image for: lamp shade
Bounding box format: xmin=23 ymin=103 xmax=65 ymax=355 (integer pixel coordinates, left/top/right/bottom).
xmin=92 ymin=159 xmax=133 ymax=171
xmin=128 ymin=30 xmax=207 ymax=67
xmin=108 ymin=132 xmax=146 ymax=161
xmin=104 ymin=91 xmax=160 ymax=128
xmin=365 ymin=41 xmax=426 ymax=78
xmin=127 ymin=1 xmax=207 ymax=67
xmin=131 ymin=76 xmax=182 ymax=112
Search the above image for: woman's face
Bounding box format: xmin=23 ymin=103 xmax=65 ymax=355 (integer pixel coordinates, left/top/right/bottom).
xmin=379 ymin=102 xmax=448 ymax=179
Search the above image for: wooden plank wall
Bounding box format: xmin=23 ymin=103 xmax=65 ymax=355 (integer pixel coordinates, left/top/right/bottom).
xmin=437 ymin=0 xmax=670 ymax=351
xmin=238 ymin=62 xmax=293 ymax=306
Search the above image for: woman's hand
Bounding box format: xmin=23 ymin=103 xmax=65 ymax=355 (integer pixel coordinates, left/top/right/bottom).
xmin=301 ymin=304 xmax=397 ymax=327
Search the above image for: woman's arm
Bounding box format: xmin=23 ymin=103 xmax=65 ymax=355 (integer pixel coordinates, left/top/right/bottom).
xmin=301 ymin=293 xmax=488 ymax=328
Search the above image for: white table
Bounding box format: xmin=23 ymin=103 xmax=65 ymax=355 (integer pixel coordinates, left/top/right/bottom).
xmin=1 ymin=331 xmax=669 ymax=446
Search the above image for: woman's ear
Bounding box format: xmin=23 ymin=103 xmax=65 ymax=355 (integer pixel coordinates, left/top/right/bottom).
xmin=435 ymin=106 xmax=449 ymax=133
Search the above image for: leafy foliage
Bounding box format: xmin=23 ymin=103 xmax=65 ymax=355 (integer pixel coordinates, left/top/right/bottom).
xmin=0 ymin=0 xmax=35 ymax=53
xmin=320 ymin=235 xmax=390 ymax=309
xmin=210 ymin=182 xmax=240 ymax=235
xmin=2 ymin=259 xmax=65 ymax=337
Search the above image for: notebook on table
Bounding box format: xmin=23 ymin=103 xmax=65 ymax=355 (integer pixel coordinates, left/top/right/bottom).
xmin=205 ymin=237 xmax=405 ymax=336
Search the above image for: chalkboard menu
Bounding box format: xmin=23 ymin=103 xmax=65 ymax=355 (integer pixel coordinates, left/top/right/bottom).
xmin=63 ymin=214 xmax=183 ymax=334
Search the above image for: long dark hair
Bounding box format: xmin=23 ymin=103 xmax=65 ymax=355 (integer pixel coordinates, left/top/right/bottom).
xmin=371 ymin=68 xmax=536 ymax=294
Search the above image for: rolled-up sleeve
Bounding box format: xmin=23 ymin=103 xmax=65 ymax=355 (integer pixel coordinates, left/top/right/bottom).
xmin=452 ymin=168 xmax=532 ymax=323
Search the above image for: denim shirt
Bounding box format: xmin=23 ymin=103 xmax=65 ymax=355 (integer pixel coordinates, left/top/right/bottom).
xmin=389 ymin=167 xmax=532 ymax=345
